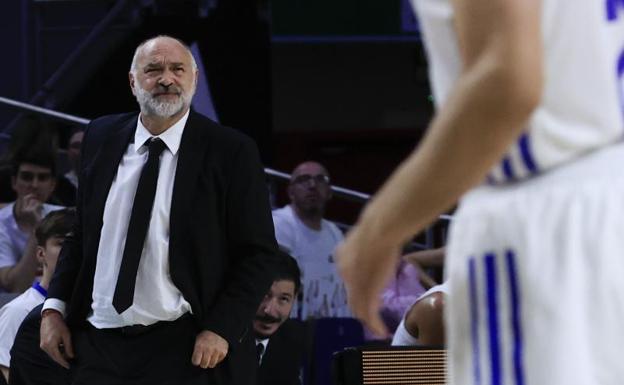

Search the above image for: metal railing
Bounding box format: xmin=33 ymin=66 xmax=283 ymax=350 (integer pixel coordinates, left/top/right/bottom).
xmin=0 ymin=95 xmax=376 ymax=204
xmin=0 ymin=95 xmax=451 ymax=247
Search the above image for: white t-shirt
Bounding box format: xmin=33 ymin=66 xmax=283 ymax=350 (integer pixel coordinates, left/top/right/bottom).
xmin=272 ymin=205 xmax=349 ymax=319
xmin=0 ymin=286 xmax=46 ymax=366
xmin=411 ymin=0 xmax=624 ymax=183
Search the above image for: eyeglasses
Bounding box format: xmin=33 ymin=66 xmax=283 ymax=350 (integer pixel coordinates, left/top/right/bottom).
xmin=17 ymin=171 xmax=53 ymax=183
xmin=291 ymin=174 xmax=330 ymax=186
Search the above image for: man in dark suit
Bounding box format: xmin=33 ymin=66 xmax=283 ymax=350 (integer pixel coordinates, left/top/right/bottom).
xmin=38 ymin=35 xmax=278 ymax=385
xmin=254 ymin=253 xmax=305 ymax=385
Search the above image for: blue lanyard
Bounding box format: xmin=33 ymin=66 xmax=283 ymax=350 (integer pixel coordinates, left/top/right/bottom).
xmin=32 ymin=281 xmax=48 ymax=297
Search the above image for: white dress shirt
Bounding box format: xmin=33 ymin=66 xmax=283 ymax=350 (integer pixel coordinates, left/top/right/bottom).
xmin=43 ymin=110 xmax=192 ymax=327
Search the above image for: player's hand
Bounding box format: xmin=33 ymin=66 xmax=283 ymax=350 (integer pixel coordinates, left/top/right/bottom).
xmin=336 ymin=226 xmax=402 ymax=339
xmin=40 ymin=310 xmax=74 ymax=369
xmin=192 ymin=330 xmax=229 ymax=369
xmin=15 ymin=194 xmax=44 ymax=232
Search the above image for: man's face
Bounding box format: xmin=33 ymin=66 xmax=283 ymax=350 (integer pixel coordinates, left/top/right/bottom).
xmin=36 ymin=236 xmax=64 ymax=274
xmin=253 ymin=280 xmax=296 ymax=338
xmin=11 ymin=163 xmax=56 ymax=202
xmin=67 ymin=131 xmax=84 ymax=173
xmin=129 ymin=38 xmax=198 ymax=118
xmin=288 ymin=162 xmax=331 ymax=216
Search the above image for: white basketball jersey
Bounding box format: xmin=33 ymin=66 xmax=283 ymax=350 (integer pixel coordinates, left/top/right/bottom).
xmin=411 ymin=0 xmax=624 ymax=183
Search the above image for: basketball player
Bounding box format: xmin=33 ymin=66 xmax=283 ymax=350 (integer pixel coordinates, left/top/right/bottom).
xmin=337 ymin=0 xmax=624 ymax=384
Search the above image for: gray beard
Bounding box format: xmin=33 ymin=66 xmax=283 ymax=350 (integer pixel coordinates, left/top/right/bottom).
xmin=134 ymin=84 xmax=192 ymax=118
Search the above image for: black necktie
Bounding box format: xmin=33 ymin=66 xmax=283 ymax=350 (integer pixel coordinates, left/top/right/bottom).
xmin=113 ymin=138 xmax=167 ymax=314
xmin=256 ymin=343 xmax=265 ymax=366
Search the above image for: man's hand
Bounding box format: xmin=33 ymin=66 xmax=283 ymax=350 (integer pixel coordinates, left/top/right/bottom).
xmin=14 ymin=194 xmax=44 ymax=232
xmin=40 ymin=310 xmax=74 ymax=369
xmin=191 ymin=330 xmax=229 ymax=369
xmin=336 ymin=227 xmax=401 ymax=339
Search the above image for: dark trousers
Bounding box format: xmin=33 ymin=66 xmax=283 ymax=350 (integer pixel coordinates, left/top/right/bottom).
xmin=71 ymin=315 xmax=208 ymax=385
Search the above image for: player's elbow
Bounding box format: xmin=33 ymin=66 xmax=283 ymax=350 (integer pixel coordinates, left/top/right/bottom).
xmin=489 ymin=39 xmax=543 ymax=121
xmin=502 ymin=61 xmax=542 ymax=118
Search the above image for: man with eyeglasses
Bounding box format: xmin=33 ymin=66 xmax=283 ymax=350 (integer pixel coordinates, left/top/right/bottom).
xmin=0 ymin=155 xmax=63 ymax=294
xmin=272 ymin=161 xmax=349 ymax=319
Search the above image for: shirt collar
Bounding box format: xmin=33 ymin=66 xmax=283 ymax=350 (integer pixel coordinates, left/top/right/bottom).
xmin=134 ymin=109 xmax=190 ymax=155
xmin=255 ymin=337 xmax=269 ymax=350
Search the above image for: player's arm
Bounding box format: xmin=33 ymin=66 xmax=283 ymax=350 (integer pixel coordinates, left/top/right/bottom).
xmin=337 ymin=0 xmax=543 ymax=336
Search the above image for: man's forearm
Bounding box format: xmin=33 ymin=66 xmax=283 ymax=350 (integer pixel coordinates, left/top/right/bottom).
xmin=0 ymin=237 xmax=39 ymax=292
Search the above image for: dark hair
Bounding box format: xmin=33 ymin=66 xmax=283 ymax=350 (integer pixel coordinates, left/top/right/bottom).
xmin=35 ymin=208 xmax=76 ymax=246
xmin=273 ymin=250 xmax=302 ymax=294
xmin=11 ymin=148 xmax=57 ymax=177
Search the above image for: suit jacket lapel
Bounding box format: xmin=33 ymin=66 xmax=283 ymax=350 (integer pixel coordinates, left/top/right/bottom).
xmin=88 ymin=116 xmax=137 ymax=231
xmin=169 ymin=111 xmax=208 ymax=252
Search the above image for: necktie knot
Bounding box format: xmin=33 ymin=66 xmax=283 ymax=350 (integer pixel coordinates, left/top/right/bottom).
xmin=147 ymin=137 xmax=167 ymax=158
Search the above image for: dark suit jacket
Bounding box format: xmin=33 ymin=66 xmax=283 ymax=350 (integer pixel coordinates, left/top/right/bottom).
xmin=9 ymin=304 xmax=70 ymax=385
xmin=47 ymin=110 xmax=278 ymax=384
xmin=257 ymin=320 xmax=306 ymax=385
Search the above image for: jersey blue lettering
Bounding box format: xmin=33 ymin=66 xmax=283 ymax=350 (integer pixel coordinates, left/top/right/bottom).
xmin=607 ymin=0 xmax=624 ymax=21
xmin=607 ymin=0 xmax=624 ymax=119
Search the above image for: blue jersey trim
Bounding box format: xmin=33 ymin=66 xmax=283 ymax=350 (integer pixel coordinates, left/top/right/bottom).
xmin=485 ymin=254 xmax=501 ymax=385
xmin=506 ymin=250 xmax=525 ymax=385
xmin=501 ymin=156 xmax=515 ymax=181
xmin=32 ymin=281 xmax=48 ymax=298
xmin=468 ymin=258 xmax=482 ymax=385
xmin=518 ymin=134 xmax=538 ymax=174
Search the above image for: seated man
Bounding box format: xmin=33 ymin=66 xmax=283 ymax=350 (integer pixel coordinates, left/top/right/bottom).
xmin=254 ymin=252 xmax=305 ymax=385
xmin=272 ymin=161 xmax=348 ymax=319
xmin=391 ymin=281 xmax=448 ymax=347
xmin=0 ymin=155 xmax=63 ymax=293
xmin=0 ymin=208 xmax=74 ymax=383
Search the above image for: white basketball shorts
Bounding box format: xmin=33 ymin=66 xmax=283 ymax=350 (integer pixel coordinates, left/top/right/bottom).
xmin=445 ymin=142 xmax=624 ymax=385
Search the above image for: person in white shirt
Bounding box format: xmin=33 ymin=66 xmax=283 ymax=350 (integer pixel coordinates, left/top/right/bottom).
xmin=272 ymin=161 xmax=348 ymax=319
xmin=0 ymin=156 xmax=63 ymax=294
xmin=0 ymin=208 xmax=74 ymax=383
xmin=337 ymin=0 xmax=624 ymax=384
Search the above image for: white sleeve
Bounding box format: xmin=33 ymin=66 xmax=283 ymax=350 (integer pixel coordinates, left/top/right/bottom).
xmin=41 ymin=299 xmax=67 ymax=317
xmin=0 ymin=225 xmax=17 ymax=269
xmin=391 ymin=318 xmax=419 ymax=346
xmin=272 ymin=211 xmax=296 ymax=253
xmin=0 ymin=303 xmax=28 ymax=366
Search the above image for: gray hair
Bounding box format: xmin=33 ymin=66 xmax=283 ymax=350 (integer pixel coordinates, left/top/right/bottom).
xmin=129 ymin=35 xmax=198 ymax=75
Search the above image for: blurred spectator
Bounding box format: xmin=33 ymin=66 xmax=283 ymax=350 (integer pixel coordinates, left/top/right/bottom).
xmin=0 ymin=208 xmax=74 ymax=383
xmin=63 ymin=129 xmax=83 ymax=189
xmin=378 ymin=261 xmax=427 ymax=336
xmin=0 ymin=155 xmax=63 ymax=293
xmin=272 ymin=161 xmax=348 ymax=319
xmin=0 ymin=116 xmax=77 ymax=206
xmin=391 ymin=281 xmax=448 ymax=347
xmin=0 ymin=116 xmax=57 ymax=203
xmin=254 ymin=252 xmax=305 ymax=385
xmin=373 ymin=247 xmax=443 ymax=339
